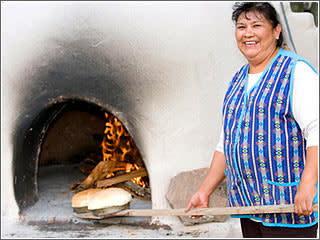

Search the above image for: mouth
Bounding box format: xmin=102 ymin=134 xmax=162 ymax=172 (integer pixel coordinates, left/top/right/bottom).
xmin=244 ymin=41 xmax=258 ymax=47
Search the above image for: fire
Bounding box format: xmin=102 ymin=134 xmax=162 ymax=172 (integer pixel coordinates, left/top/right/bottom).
xmin=131 ymin=164 xmax=146 ymax=188
xmin=101 ymin=112 xmax=147 ymax=188
xmin=106 ymin=173 xmax=115 ymax=178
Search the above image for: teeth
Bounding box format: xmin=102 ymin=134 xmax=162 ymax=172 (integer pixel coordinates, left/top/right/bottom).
xmin=245 ymin=42 xmax=256 ymax=45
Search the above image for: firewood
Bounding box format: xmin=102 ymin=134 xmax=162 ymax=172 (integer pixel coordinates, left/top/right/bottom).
xmin=80 ymin=160 xmax=129 ymax=188
xmin=69 ymin=182 xmax=81 ymax=190
xmin=117 ymin=181 xmax=151 ymax=201
xmin=96 ymin=168 xmax=147 ymax=188
xmin=79 ymin=165 xmax=95 ymax=175
xmin=123 ymin=180 xmax=151 ymax=194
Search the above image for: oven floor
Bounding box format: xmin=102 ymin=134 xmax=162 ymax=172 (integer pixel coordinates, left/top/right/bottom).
xmin=22 ymin=164 xmax=152 ymax=225
xmin=3 ymin=164 xmax=243 ymax=238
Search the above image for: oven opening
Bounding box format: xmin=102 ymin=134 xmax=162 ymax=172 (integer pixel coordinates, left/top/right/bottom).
xmin=15 ymin=99 xmax=151 ymax=225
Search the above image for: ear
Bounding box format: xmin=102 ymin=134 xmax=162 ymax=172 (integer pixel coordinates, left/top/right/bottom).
xmin=274 ymin=24 xmax=282 ymax=38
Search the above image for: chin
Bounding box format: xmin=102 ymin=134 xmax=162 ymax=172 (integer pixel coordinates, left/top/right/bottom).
xmin=245 ymin=53 xmax=259 ymax=59
xmin=240 ymin=50 xmax=258 ymax=60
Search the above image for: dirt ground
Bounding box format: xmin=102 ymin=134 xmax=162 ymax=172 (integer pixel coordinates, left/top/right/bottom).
xmin=2 ymin=164 xmax=242 ymax=238
xmin=2 ymin=217 xmax=242 ymax=238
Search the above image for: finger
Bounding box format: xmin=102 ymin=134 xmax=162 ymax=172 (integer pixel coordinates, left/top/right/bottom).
xmin=185 ymin=202 xmax=193 ymax=212
xmin=190 ymin=215 xmax=202 ymax=219
xmin=294 ymin=202 xmax=299 ymax=215
xmin=301 ymin=201 xmax=308 ymax=216
xmin=295 ymin=202 xmax=303 ymax=216
xmin=306 ymin=201 xmax=313 ymax=215
xmin=298 ymin=204 xmax=303 ymax=216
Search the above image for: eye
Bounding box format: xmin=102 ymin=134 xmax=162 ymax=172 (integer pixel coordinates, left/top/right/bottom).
xmin=237 ymin=25 xmax=245 ymax=29
xmin=253 ymin=24 xmax=262 ymax=28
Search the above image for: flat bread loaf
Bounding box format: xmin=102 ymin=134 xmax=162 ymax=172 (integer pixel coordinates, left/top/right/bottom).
xmin=88 ymin=187 xmax=132 ymax=211
xmin=72 ymin=188 xmax=102 ymax=208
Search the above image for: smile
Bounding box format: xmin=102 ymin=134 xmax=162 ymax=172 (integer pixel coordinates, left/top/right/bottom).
xmin=244 ymin=41 xmax=258 ymax=46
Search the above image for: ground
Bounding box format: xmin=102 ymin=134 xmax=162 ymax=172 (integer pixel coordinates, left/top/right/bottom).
xmin=2 ymin=164 xmax=242 ymax=238
xmin=2 ymin=217 xmax=242 ymax=238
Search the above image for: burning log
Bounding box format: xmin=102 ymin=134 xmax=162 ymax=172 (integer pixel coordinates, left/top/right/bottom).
xmin=69 ymin=160 xmax=131 ymax=190
xmin=120 ymin=181 xmax=151 ymax=201
xmin=96 ymin=168 xmax=147 ymax=188
xmin=80 ymin=160 xmax=130 ymax=188
xmin=70 ymin=111 xmax=150 ymax=201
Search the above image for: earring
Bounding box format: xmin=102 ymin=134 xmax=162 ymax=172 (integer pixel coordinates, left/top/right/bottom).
xmin=276 ymin=36 xmax=279 ymax=40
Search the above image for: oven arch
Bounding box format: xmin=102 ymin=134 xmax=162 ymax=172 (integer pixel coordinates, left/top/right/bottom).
xmin=13 ymin=97 xmax=149 ymax=213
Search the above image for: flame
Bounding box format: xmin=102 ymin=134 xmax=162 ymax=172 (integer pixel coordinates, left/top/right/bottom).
xmin=101 ymin=112 xmax=147 ymax=188
xmin=106 ymin=173 xmax=115 ymax=178
xmin=131 ymin=164 xmax=146 ymax=188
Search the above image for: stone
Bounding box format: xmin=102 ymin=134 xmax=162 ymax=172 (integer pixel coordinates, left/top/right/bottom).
xmin=166 ymin=168 xmax=228 ymax=226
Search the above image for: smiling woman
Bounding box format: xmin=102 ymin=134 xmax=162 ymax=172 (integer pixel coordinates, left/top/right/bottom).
xmin=233 ymin=4 xmax=282 ymax=73
xmin=186 ymin=2 xmax=319 ymax=238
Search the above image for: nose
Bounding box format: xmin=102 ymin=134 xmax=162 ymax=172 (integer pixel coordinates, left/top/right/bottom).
xmin=244 ymin=26 xmax=254 ymax=38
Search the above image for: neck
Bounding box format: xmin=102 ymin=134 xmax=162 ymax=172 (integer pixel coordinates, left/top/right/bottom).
xmin=248 ymin=47 xmax=280 ymax=74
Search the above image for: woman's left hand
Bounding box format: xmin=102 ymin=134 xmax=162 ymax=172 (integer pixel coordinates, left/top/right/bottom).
xmin=294 ymin=146 xmax=318 ymax=216
xmin=294 ymin=181 xmax=317 ymax=216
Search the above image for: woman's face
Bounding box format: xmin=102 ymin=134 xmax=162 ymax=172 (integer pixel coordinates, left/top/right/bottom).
xmin=235 ymin=11 xmax=281 ymax=64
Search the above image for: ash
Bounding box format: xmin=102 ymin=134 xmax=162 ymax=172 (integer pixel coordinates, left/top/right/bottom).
xmin=21 ymin=164 xmax=152 ymax=224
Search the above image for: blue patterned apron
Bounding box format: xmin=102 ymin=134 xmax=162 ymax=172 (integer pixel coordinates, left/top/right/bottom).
xmin=222 ymin=48 xmax=318 ymax=227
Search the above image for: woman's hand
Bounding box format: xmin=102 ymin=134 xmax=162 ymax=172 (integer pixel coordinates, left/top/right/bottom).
xmin=185 ymin=191 xmax=209 ymax=218
xmin=294 ymin=181 xmax=317 ymax=216
xmin=184 ymin=150 xmax=226 ymax=218
xmin=294 ymin=146 xmax=318 ymax=216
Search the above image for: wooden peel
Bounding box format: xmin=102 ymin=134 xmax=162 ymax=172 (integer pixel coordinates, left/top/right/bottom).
xmin=74 ymin=202 xmax=318 ymax=219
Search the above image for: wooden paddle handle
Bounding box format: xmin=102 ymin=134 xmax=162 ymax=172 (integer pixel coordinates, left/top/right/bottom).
xmin=104 ymin=202 xmax=318 ymax=217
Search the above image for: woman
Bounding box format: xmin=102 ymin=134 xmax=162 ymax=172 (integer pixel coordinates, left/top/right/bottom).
xmin=185 ymin=2 xmax=318 ymax=238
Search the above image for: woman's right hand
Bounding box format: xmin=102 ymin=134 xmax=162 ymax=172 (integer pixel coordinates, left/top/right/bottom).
xmin=184 ymin=150 xmax=226 ymax=218
xmin=185 ymin=191 xmax=209 ymax=218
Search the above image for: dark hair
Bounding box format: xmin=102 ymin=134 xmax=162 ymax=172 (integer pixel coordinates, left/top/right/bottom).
xmin=232 ymin=2 xmax=283 ymax=47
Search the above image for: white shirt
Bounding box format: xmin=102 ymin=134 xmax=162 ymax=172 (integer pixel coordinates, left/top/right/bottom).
xmin=216 ymin=61 xmax=319 ymax=153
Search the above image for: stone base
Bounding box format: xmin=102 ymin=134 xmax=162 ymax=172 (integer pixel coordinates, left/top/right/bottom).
xmin=166 ymin=168 xmax=228 ymax=226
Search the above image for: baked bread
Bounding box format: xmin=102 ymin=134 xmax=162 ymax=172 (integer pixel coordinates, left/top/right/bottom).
xmin=88 ymin=187 xmax=132 ymax=216
xmin=72 ymin=188 xmax=102 ymax=213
